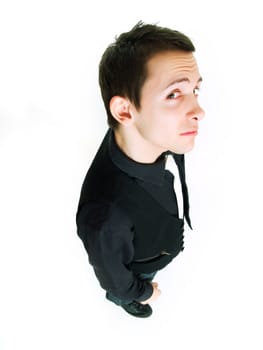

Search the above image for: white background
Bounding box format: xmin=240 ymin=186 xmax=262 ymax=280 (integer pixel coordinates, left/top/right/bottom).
xmin=0 ymin=0 xmax=263 ymax=349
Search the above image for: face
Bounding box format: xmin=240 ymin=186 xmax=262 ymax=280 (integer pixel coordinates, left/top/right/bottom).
xmin=131 ymin=51 xmax=205 ymax=154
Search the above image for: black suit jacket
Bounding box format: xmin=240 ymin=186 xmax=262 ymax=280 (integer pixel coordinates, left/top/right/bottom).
xmin=76 ymin=129 xmax=191 ymax=303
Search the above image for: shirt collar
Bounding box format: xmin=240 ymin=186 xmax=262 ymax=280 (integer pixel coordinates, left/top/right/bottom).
xmin=108 ymin=129 xmax=183 ymax=185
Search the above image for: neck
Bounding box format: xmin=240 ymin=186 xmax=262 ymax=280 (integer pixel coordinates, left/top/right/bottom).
xmin=113 ymin=126 xmax=165 ymax=164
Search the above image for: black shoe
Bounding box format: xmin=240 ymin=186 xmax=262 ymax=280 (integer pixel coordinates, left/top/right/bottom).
xmin=121 ymin=301 xmax=152 ymax=318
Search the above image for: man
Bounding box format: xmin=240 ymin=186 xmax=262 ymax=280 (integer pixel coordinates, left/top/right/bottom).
xmin=76 ymin=21 xmax=205 ymax=318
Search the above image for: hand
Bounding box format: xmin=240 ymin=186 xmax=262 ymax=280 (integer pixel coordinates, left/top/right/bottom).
xmin=140 ymin=282 xmax=161 ymax=305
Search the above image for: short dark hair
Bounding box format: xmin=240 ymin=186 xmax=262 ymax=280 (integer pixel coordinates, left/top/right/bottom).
xmin=99 ymin=21 xmax=195 ymax=129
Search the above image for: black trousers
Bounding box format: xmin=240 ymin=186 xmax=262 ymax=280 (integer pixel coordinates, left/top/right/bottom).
xmin=105 ymin=271 xmax=157 ymax=305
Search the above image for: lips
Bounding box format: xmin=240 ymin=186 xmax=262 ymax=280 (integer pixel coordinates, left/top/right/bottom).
xmin=180 ymin=130 xmax=198 ymax=136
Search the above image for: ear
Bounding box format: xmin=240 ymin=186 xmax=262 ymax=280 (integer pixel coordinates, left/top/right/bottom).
xmin=109 ymin=96 xmax=133 ymax=126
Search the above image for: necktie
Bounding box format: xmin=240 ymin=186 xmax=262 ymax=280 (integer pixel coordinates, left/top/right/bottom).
xmin=165 ymin=154 xmax=184 ymax=219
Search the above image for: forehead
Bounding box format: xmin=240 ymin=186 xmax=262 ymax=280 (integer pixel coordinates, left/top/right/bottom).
xmin=145 ymin=51 xmax=200 ymax=87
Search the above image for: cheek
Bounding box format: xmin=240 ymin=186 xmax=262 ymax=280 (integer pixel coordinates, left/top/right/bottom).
xmin=138 ymin=102 xmax=184 ymax=134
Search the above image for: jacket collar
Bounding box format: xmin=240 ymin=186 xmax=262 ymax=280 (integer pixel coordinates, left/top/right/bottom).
xmin=108 ymin=129 xmax=183 ymax=185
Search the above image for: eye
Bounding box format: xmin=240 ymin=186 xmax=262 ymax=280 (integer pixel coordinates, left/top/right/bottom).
xmin=193 ymin=87 xmax=200 ymax=96
xmin=167 ymin=90 xmax=181 ymax=99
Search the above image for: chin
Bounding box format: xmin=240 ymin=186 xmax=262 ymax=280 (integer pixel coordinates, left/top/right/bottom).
xmin=171 ymin=143 xmax=195 ymax=154
xmin=185 ymin=145 xmax=195 ymax=154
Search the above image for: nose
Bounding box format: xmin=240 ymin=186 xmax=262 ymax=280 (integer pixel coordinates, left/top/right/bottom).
xmin=187 ymin=99 xmax=205 ymax=121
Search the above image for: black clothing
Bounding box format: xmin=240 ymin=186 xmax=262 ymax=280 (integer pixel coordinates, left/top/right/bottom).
xmin=76 ymin=129 xmax=192 ymax=304
xmin=106 ymin=271 xmax=157 ymax=306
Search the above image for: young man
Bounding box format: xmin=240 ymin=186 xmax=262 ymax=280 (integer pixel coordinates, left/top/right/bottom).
xmin=76 ymin=21 xmax=205 ymax=318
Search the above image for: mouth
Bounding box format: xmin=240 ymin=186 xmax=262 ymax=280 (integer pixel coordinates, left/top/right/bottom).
xmin=179 ymin=130 xmax=198 ymax=136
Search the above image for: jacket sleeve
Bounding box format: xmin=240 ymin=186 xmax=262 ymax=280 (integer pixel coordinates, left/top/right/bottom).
xmin=76 ymin=201 xmax=153 ymax=304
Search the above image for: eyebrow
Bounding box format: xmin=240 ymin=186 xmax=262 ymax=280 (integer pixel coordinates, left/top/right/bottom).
xmin=165 ymin=76 xmax=203 ymax=89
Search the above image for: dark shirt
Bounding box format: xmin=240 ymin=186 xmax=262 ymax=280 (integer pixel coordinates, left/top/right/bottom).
xmin=109 ymin=130 xmax=181 ymax=216
xmin=76 ymin=129 xmax=190 ymax=303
